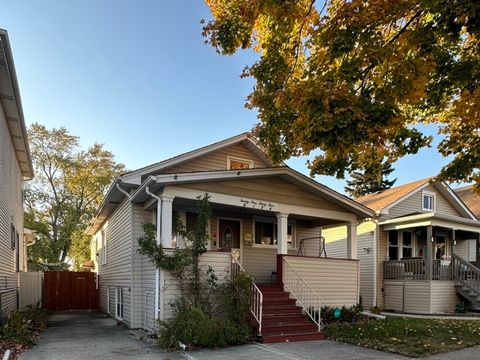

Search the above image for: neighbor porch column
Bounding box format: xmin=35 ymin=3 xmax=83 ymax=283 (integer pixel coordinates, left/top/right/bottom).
xmin=161 ymin=195 xmax=175 ymax=248
xmin=346 ymin=222 xmax=358 ymax=260
xmin=426 ymin=225 xmax=433 ymax=280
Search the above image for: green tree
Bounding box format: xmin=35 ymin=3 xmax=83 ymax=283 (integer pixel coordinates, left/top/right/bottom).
xmin=345 ymin=160 xmax=397 ymax=198
xmin=25 ymin=123 xmax=124 ymax=269
xmin=203 ymin=0 xmax=480 ymax=189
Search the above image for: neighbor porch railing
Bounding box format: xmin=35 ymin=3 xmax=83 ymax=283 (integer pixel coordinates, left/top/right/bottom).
xmin=384 ymin=259 xmax=452 ymax=280
xmin=282 ymin=257 xmax=323 ymax=331
xmin=452 ymin=254 xmax=480 ymax=296
xmin=230 ymin=254 xmax=263 ymax=335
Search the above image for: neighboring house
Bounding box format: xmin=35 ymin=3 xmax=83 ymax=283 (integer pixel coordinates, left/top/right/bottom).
xmin=0 ymin=29 xmax=33 ymax=314
xmin=455 ymin=185 xmax=480 ymax=263
xmin=87 ymin=133 xmax=374 ymax=341
xmin=324 ymin=178 xmax=480 ymax=313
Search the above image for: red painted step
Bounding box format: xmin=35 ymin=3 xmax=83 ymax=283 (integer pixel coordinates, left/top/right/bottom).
xmin=255 ymin=283 xmax=325 ymax=343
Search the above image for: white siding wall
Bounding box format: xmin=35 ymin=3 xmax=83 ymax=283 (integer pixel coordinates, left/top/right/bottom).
xmin=131 ymin=205 xmax=156 ymax=330
xmin=97 ymin=198 xmax=133 ymax=326
xmin=283 ymin=256 xmax=360 ymax=307
xmin=322 ymin=221 xmax=376 ymax=308
xmin=0 ymin=104 xmax=26 ymax=314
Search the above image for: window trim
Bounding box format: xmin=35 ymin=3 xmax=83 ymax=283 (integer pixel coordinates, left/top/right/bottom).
xmin=226 ymin=156 xmax=254 ymax=170
xmin=100 ymin=228 xmax=107 ymax=265
xmin=252 ymin=216 xmax=296 ymax=249
xmin=422 ymin=190 xmax=436 ymax=212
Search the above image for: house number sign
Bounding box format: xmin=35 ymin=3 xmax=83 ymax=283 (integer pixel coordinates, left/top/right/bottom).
xmin=240 ymin=198 xmax=278 ymax=211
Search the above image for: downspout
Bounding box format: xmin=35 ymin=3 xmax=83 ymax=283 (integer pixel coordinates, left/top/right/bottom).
xmin=372 ymin=219 xmax=378 ymax=307
xmin=145 ymin=186 xmax=162 ymax=321
xmin=116 ymin=182 xmax=131 ymax=199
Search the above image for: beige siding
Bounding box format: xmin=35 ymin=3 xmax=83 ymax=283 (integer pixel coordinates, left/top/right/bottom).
xmin=430 ymin=281 xmax=458 ymax=313
xmin=384 ymin=280 xmax=458 ymax=314
xmin=385 ymin=185 xmax=462 ymax=219
xmin=455 ymin=239 xmax=477 ymax=262
xmin=160 ymin=251 xmax=231 ymax=321
xmin=97 ymin=198 xmax=133 ymax=327
xmin=178 ymin=178 xmax=346 ymax=212
xmin=162 ymin=143 xmax=270 ymax=174
xmin=283 ymin=256 xmax=360 ymax=307
xmin=0 ymin=103 xmax=26 ymax=314
xmin=322 ymin=221 xmax=376 ymax=308
xmin=383 ymin=280 xmax=404 ymax=312
xmin=404 ymin=281 xmax=430 ymax=313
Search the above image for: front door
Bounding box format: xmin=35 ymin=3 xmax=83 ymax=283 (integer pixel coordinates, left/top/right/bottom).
xmin=435 ymin=232 xmax=448 ymax=259
xmin=218 ymin=219 xmax=241 ymax=253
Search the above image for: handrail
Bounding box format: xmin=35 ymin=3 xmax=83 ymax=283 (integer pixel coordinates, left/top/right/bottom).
xmin=230 ymin=254 xmax=263 ymax=335
xmin=452 ymin=254 xmax=480 ymax=296
xmin=282 ymin=257 xmax=324 ymax=331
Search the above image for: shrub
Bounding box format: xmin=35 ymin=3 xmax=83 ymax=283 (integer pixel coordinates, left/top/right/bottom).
xmin=320 ymin=302 xmax=363 ymax=325
xmin=0 ymin=307 xmax=47 ymax=346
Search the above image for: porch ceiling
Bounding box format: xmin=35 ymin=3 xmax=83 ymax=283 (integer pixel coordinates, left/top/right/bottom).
xmin=172 ymin=197 xmax=345 ymax=226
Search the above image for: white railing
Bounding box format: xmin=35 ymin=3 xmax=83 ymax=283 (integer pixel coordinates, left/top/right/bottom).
xmin=282 ymin=257 xmax=323 ymax=331
xmin=231 ymin=255 xmax=263 ymax=335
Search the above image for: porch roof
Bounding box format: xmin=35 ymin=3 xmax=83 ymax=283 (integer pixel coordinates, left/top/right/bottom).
xmin=379 ymin=212 xmax=480 ymax=233
xmin=129 ymin=166 xmax=375 ymax=219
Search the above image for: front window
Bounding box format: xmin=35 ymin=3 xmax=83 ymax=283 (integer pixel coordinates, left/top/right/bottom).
xmin=254 ymin=220 xmax=295 ymax=248
xmin=402 ymin=231 xmax=412 ymax=259
xmin=388 ymin=230 xmax=399 ymax=260
xmin=422 ymin=191 xmax=435 ymax=211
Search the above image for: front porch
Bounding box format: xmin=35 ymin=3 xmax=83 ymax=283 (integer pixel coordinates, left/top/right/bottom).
xmin=381 ymin=219 xmax=480 ymax=313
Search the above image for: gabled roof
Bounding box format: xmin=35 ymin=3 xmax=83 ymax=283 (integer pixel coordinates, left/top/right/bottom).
xmin=455 ymin=185 xmax=480 ymax=219
xmin=121 ymin=132 xmax=277 ymax=184
xmin=356 ymin=177 xmax=477 ymax=220
xmin=0 ymin=29 xmax=33 ymax=179
xmin=356 ymin=178 xmax=432 ymax=212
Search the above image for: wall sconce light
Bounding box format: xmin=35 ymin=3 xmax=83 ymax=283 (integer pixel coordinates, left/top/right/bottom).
xmin=430 ymin=236 xmax=434 ymax=243
xmin=363 ymin=247 xmax=371 ymax=254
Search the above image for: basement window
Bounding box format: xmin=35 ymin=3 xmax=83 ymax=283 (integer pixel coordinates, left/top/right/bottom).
xmin=115 ymin=287 xmax=124 ymax=320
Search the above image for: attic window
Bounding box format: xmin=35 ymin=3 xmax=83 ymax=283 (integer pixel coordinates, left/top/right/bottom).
xmin=422 ymin=191 xmax=436 ymax=211
xmin=227 ymin=156 xmax=253 ymax=170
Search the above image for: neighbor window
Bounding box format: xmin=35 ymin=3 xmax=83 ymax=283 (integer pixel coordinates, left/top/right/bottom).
xmin=115 ymin=287 xmax=124 ymax=320
xmin=253 ymin=219 xmax=295 ymax=247
xmin=100 ymin=229 xmax=107 ymax=265
xmin=15 ymin=231 xmax=20 ymax=272
xmin=388 ymin=230 xmax=399 ymax=260
xmin=422 ymin=191 xmax=435 ymax=211
xmin=402 ymin=231 xmax=413 ymax=259
xmin=227 ymin=156 xmax=253 ymax=170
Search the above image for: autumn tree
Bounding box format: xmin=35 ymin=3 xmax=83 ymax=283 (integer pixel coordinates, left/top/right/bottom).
xmin=203 ymin=0 xmax=480 ymax=189
xmin=345 ymin=160 xmax=397 ymax=198
xmin=25 ymin=123 xmax=124 ymax=269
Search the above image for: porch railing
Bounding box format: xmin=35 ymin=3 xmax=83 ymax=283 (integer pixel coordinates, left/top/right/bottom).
xmin=282 ymin=257 xmax=323 ymax=331
xmin=452 ymin=254 xmax=480 ymax=296
xmin=384 ymin=259 xmax=452 ymax=280
xmin=230 ymin=255 xmax=263 ymax=335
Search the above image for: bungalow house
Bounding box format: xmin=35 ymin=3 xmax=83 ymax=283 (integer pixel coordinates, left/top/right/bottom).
xmin=87 ymin=133 xmax=374 ymax=342
xmin=323 ymin=178 xmax=480 ymax=314
xmin=0 ymin=29 xmax=33 ymax=313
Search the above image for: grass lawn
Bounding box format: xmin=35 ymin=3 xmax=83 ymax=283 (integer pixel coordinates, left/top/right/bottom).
xmin=324 ymin=316 xmax=480 ymax=357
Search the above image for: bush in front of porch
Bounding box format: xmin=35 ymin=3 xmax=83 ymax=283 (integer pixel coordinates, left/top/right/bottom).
xmin=324 ymin=316 xmax=480 ymax=357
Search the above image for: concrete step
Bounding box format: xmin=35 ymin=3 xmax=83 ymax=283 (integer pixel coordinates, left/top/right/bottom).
xmin=262 ymin=322 xmax=318 ymax=335
xmin=262 ymin=331 xmax=325 ymax=343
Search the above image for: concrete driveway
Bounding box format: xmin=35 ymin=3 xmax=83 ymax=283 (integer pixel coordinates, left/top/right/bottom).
xmin=18 ymin=311 xmax=480 ymax=360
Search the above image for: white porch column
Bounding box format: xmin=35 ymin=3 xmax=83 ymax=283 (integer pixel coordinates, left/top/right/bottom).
xmin=346 ymin=222 xmax=358 ymax=260
xmin=161 ymin=195 xmax=175 ymax=248
xmin=276 ymin=213 xmax=289 ymax=255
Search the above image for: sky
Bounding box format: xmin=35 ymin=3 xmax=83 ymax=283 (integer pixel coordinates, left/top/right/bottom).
xmin=2 ymin=1 xmax=459 ymax=194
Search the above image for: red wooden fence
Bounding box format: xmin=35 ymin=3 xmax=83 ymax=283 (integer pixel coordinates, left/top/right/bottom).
xmin=43 ymin=271 xmax=99 ymax=310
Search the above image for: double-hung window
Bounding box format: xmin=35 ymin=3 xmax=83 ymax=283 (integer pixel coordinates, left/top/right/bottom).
xmin=422 ymin=191 xmax=436 ymax=211
xmin=253 ymin=218 xmax=295 ymax=248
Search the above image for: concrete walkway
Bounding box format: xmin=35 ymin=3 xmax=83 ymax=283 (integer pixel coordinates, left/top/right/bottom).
xmin=18 ymin=311 xmax=480 ymax=360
